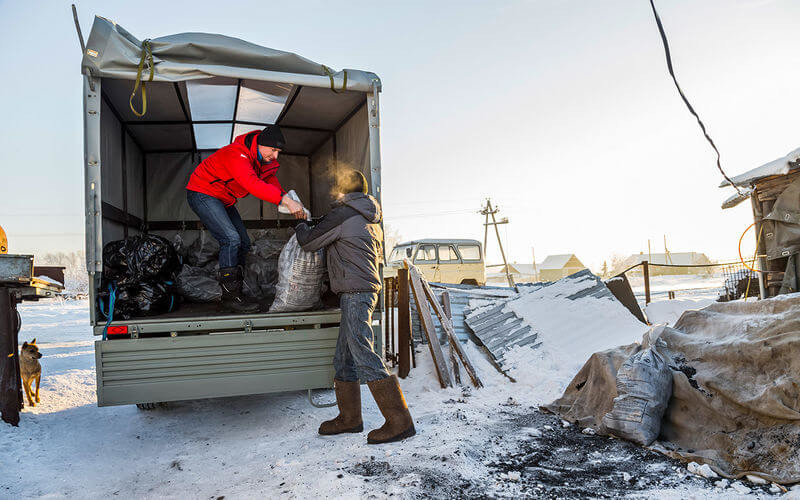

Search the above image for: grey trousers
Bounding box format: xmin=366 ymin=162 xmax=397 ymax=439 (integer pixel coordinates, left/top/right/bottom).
xmin=334 ymin=292 xmax=390 ymax=383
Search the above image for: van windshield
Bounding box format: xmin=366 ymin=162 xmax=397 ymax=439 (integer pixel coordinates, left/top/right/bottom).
xmin=389 ymin=245 xmax=414 ymax=263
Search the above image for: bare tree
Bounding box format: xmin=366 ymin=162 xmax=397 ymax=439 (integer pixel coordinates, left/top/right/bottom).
xmin=383 ymin=224 xmax=403 ymax=262
xmin=37 ymin=251 xmax=89 ymax=294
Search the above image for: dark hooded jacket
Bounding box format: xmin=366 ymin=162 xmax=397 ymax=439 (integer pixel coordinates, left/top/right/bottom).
xmin=295 ymin=192 xmax=383 ymax=294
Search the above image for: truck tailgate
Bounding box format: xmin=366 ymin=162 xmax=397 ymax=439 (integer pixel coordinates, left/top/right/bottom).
xmin=95 ymin=328 xmax=338 ymax=406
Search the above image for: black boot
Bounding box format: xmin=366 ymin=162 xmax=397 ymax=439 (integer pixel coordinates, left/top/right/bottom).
xmin=220 ymin=266 xmax=259 ymax=314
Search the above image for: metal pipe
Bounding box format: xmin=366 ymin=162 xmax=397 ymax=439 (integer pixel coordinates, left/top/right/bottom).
xmin=307 ymin=389 xmax=337 ymax=408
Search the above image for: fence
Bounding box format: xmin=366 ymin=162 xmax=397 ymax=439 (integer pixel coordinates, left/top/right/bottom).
xmin=615 ymin=259 xmax=759 ymax=305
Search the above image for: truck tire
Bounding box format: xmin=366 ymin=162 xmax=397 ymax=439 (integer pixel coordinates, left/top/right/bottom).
xmin=460 ymin=279 xmax=479 ymax=286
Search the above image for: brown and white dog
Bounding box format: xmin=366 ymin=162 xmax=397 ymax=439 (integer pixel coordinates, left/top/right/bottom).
xmin=20 ymin=339 xmax=42 ymax=407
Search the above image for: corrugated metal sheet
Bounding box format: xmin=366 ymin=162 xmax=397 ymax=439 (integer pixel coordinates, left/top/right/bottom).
xmin=465 ymin=269 xmax=613 ymax=365
xmin=410 ymin=283 xmax=515 ymax=343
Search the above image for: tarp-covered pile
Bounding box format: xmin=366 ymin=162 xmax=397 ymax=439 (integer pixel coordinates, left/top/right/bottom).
xmin=544 ymin=294 xmax=800 ymax=484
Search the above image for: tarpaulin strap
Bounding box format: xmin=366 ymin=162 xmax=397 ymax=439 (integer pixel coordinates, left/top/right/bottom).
xmin=101 ymin=283 xmax=117 ymax=341
xmin=322 ymin=65 xmax=347 ymax=93
xmin=164 ymin=281 xmax=176 ymax=312
xmin=648 ymin=0 xmax=742 ymax=196
xmin=130 ymin=39 xmax=154 ymax=117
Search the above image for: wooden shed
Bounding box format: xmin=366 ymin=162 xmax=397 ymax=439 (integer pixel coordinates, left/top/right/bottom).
xmin=722 ymin=147 xmax=800 ymax=298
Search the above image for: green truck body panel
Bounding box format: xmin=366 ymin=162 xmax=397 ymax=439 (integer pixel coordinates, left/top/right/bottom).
xmin=96 ymin=326 xmax=340 ymax=406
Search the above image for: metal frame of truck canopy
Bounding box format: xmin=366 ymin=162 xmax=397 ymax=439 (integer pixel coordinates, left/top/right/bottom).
xmin=81 ymin=17 xmax=383 ymax=406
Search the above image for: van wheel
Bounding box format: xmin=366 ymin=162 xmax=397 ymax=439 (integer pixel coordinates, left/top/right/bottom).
xmin=460 ymin=279 xmax=479 ymax=286
xmin=136 ymin=402 xmax=166 ymax=410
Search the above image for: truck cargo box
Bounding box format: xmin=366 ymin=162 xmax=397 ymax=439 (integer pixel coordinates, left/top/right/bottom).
xmin=81 ymin=17 xmax=384 ymax=406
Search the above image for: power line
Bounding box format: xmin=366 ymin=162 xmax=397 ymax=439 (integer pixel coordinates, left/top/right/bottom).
xmin=648 ymin=0 xmax=742 ymax=195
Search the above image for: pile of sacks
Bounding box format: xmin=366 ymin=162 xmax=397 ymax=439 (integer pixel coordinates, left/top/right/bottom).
xmin=174 ymin=229 xmax=286 ymax=307
xmin=100 ymin=234 xmax=181 ymax=319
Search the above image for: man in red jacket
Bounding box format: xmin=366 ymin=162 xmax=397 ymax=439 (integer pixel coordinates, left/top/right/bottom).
xmin=186 ymin=125 xmax=306 ymax=313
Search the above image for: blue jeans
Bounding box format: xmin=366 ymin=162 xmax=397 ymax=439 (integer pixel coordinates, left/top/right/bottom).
xmin=334 ymin=292 xmax=390 ymax=383
xmin=186 ymin=190 xmax=250 ymax=268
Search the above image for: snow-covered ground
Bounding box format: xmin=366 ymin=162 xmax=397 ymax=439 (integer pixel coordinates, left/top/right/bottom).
xmin=1 ymin=297 xmax=785 ymax=498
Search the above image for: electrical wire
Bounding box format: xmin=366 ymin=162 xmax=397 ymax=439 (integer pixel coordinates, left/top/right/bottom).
xmin=648 ymin=0 xmax=742 ymax=195
xmin=738 ymin=221 xmax=766 ymax=274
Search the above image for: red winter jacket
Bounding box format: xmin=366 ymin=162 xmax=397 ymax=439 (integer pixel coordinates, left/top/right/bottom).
xmin=186 ymin=131 xmax=285 ymax=206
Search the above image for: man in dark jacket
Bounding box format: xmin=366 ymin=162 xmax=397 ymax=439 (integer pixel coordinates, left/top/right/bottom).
xmin=295 ymin=170 xmax=415 ymax=444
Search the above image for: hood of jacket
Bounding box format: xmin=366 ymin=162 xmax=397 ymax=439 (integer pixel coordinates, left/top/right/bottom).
xmin=338 ymin=192 xmax=381 ymax=224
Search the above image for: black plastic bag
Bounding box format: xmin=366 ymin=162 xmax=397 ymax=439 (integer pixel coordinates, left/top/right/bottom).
xmin=185 ymin=231 xmax=220 ymax=267
xmin=242 ymin=252 xmax=279 ymax=302
xmin=177 ymin=264 xmax=222 ymax=303
xmin=112 ymin=281 xmax=177 ymax=320
xmin=103 ymin=234 xmax=180 ymax=285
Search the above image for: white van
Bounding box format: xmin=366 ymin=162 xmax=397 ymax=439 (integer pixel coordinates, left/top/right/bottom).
xmin=385 ymin=239 xmax=485 ymax=286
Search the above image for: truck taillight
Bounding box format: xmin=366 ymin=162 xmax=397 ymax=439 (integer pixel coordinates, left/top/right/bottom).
xmin=107 ymin=325 xmax=129 ymax=336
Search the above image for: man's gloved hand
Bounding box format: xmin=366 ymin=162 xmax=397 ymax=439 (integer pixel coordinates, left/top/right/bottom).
xmin=280 ymin=195 xmax=308 ymax=219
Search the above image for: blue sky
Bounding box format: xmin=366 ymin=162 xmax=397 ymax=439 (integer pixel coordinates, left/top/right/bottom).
xmin=1 ymin=0 xmax=798 ymax=269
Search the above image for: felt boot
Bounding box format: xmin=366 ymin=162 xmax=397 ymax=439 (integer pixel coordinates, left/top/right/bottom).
xmin=318 ymin=380 xmax=363 ymax=435
xmin=220 ymin=266 xmax=259 ymax=314
xmin=366 ymin=375 xmax=416 ymax=444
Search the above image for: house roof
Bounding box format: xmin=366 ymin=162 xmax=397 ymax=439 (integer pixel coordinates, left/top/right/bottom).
xmin=539 ymin=254 xmax=582 ymax=270
xmin=507 ymin=263 xmax=538 ymax=275
xmin=623 ymin=252 xmax=711 ymax=266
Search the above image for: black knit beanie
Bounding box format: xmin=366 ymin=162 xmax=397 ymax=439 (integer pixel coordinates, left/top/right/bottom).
xmin=257 ymin=125 xmax=286 ymax=149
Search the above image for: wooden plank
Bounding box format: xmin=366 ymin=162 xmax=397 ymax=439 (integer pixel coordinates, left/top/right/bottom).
xmin=418 ymin=271 xmax=484 ymax=389
xmin=440 ymin=291 xmax=461 ymax=385
xmin=407 ymin=266 xmax=453 ymax=388
xmin=397 ymin=269 xmax=411 ymax=379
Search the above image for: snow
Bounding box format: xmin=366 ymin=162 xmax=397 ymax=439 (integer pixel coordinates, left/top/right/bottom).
xmin=645 ymin=298 xmax=716 ymax=326
xmin=35 ymin=275 xmax=63 ymax=286
xmin=723 ymin=145 xmax=800 ymax=187
xmin=1 ymin=297 xmax=778 ymax=498
xmin=502 ymin=273 xmax=649 ymax=371
xmin=688 ymin=462 xmax=719 ymax=479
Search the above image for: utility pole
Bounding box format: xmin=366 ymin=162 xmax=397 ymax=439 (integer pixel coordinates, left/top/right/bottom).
xmin=664 ymin=234 xmax=673 ymax=265
xmin=479 ymin=198 xmax=514 ymax=287
xmin=532 ymin=246 xmax=538 ymax=282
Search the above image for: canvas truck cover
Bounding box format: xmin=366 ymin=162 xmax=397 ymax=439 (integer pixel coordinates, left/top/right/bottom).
xmin=81 ymin=16 xmax=380 ymax=91
xmin=543 ymin=295 xmax=800 ymax=484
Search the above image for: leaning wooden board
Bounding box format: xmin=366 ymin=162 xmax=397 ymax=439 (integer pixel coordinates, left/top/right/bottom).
xmin=407 ymin=264 xmax=453 ymax=388
xmin=421 ymin=279 xmax=484 ymax=389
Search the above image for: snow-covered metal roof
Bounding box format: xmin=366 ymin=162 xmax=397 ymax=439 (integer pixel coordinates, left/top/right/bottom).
xmin=721 ymin=146 xmax=800 ymax=188
xmin=538 ymin=254 xmax=580 ymax=270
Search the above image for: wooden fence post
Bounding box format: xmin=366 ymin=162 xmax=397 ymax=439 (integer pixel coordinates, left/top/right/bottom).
xmin=397 ymin=269 xmax=411 ymax=379
xmin=642 ymin=261 xmax=651 ymax=305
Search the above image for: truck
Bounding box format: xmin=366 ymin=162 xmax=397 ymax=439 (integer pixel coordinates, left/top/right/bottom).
xmin=80 ymin=16 xmax=384 ymax=408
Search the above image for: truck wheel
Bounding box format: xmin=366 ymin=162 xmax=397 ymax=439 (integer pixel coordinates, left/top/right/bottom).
xmin=460 ymin=279 xmax=479 ymax=286
xmin=136 ymin=402 xmax=166 ymax=410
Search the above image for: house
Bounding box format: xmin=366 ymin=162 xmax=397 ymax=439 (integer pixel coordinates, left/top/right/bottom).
xmin=613 ymin=252 xmax=713 ymax=276
xmin=486 ymin=254 xmax=587 ymax=284
xmin=537 ymin=254 xmax=587 ymax=282
xmin=486 ymin=263 xmax=539 ymax=284
xmin=721 ymin=146 xmax=800 ymax=298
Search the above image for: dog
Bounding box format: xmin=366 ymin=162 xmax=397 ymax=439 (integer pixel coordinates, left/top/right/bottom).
xmin=20 ymin=339 xmax=42 ymax=407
